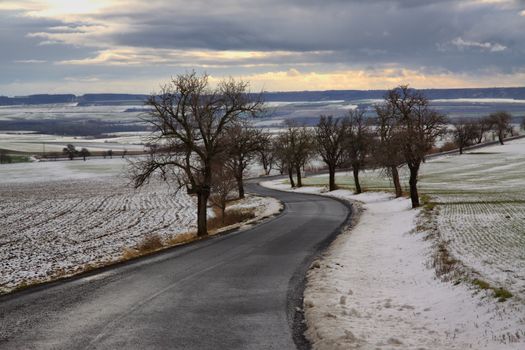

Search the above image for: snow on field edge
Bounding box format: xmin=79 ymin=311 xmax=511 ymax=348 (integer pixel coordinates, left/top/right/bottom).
xmin=261 ymin=180 xmax=525 ymax=350
xmin=0 ymin=192 xmax=282 ymax=295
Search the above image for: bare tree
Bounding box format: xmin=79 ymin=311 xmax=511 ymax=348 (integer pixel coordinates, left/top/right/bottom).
xmin=452 ymin=118 xmax=478 ymax=154
xmin=272 ymin=123 xmax=314 ymax=187
xmin=130 ymin=72 xmax=262 ymax=236
xmin=274 ymin=129 xmax=297 ymax=187
xmin=345 ymin=110 xmax=373 ymax=194
xmin=384 ymin=86 xmax=447 ymax=208
xmin=63 ymin=144 xmax=77 ymax=160
xmin=210 ymin=161 xmax=237 ymax=224
xmin=489 ymin=111 xmax=512 ymax=145
xmin=224 ymin=121 xmax=263 ymax=199
xmin=472 ymin=116 xmax=493 ymax=144
xmin=374 ymin=104 xmax=405 ymax=197
xmin=315 ymin=115 xmax=348 ymax=191
xmin=290 ymin=124 xmax=314 ymax=187
xmin=272 ymin=137 xmax=288 ymax=176
xmin=79 ymin=148 xmax=90 ymax=161
xmin=257 ymin=130 xmax=275 ymax=176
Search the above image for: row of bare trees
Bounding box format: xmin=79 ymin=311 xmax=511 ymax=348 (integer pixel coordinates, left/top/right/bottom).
xmin=263 ymin=86 xmax=448 ymax=209
xmin=129 ymin=72 xmax=516 ymax=236
xmin=268 ymin=88 xmax=516 ymax=209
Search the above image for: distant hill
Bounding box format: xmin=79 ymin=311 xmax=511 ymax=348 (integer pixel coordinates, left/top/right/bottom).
xmin=261 ymin=87 xmax=525 ymax=101
xmin=76 ymin=94 xmax=149 ymax=106
xmin=1 ymin=87 xmax=525 ymax=106
xmin=0 ymin=94 xmax=76 ymax=105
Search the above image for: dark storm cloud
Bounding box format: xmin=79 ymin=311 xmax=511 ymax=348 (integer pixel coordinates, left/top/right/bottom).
xmin=96 ymin=0 xmax=525 ymax=74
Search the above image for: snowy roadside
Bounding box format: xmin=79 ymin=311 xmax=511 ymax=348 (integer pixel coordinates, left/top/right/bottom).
xmin=261 ymin=180 xmax=525 ymax=350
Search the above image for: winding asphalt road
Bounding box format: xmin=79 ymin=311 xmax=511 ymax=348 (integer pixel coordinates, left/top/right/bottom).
xmin=0 ymin=182 xmax=351 ymax=350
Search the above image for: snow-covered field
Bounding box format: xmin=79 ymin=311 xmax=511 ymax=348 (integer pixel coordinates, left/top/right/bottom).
xmin=0 ymin=132 xmax=147 ymax=154
xmin=0 ymin=104 xmax=144 ymax=121
xmin=261 ymin=181 xmax=525 ymax=349
xmin=0 ymin=159 xmax=280 ymax=294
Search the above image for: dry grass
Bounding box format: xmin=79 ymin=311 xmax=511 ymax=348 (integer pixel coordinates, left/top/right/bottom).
xmin=432 ymin=241 xmax=460 ymax=279
xmin=417 ymin=194 xmax=461 ymax=281
xmin=164 ymin=232 xmax=198 ymax=246
xmin=122 ymin=231 xmax=199 ymax=261
xmin=472 ymin=279 xmax=514 ymax=302
xmin=137 ymin=234 xmax=164 ymax=252
xmin=429 ymin=141 xmax=458 ymax=154
xmin=121 ymin=207 xmax=256 ymax=261
xmin=122 ymin=233 xmax=164 ymax=260
xmin=207 ymin=207 xmax=256 ymax=232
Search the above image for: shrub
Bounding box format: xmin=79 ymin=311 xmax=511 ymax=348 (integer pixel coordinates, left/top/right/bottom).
xmin=472 ymin=279 xmax=513 ymax=302
xmin=136 ymin=234 xmax=164 ymax=253
xmin=207 ymin=208 xmax=256 ymax=231
xmin=494 ymin=288 xmax=513 ymax=302
xmin=472 ymin=279 xmax=491 ymax=290
xmin=439 ymin=141 xmax=459 ymax=152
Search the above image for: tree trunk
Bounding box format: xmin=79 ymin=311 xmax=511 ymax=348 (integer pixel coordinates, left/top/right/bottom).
xmin=295 ymin=165 xmax=302 ymax=187
xmin=236 ymin=162 xmax=245 ymax=199
xmin=261 ymin=156 xmax=269 ymax=175
xmin=237 ymin=180 xmax=244 ymax=199
xmin=288 ymin=167 xmax=295 ymax=188
xmin=197 ymin=189 xmax=210 ymax=236
xmin=265 ymin=162 xmax=272 ymax=176
xmin=408 ymin=165 xmax=420 ymax=208
xmin=499 ymin=131 xmax=504 ymax=145
xmin=221 ymin=206 xmax=226 ymax=225
xmin=236 ymin=175 xmax=244 ymax=199
xmin=391 ymin=166 xmax=402 ymax=198
xmin=353 ymin=166 xmax=362 ymax=194
xmin=328 ymin=165 xmax=336 ymax=191
xmin=459 ymin=145 xmax=463 ymax=155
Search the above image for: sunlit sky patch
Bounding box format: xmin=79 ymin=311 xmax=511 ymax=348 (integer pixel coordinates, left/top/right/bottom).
xmin=1 ymin=0 xmax=524 ymax=94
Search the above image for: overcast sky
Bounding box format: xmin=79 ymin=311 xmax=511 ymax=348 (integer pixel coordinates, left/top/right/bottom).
xmin=1 ymin=0 xmax=524 ymax=95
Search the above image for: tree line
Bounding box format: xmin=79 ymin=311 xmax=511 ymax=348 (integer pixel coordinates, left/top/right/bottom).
xmin=130 ymin=72 xmax=519 ymax=237
xmin=451 ymin=111 xmax=513 ymax=154
xmin=268 ymin=86 xmax=448 ymax=208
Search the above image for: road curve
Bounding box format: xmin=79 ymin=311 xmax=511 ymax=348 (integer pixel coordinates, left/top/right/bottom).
xmin=0 ymin=182 xmax=351 ymax=350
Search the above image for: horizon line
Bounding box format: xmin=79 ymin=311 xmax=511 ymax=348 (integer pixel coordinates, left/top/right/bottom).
xmin=3 ymin=85 xmax=525 ymax=98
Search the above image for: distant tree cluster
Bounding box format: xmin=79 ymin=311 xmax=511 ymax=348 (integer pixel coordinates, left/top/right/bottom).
xmin=62 ymin=144 xmax=91 ymax=161
xmin=450 ymin=111 xmax=513 ymax=154
xmin=0 ymin=150 xmax=13 ymax=164
xmin=103 ymin=149 xmax=113 ymax=159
